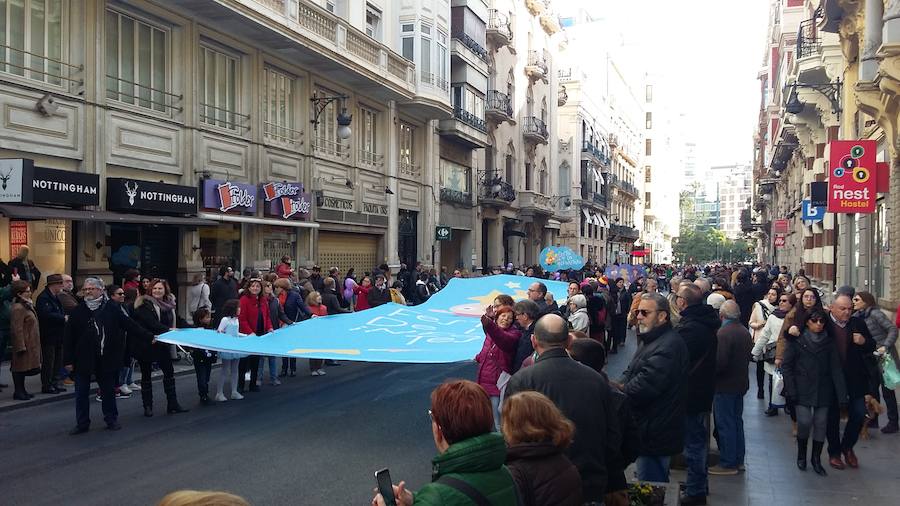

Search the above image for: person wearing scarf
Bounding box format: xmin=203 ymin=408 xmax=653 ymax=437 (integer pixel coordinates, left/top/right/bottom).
xmin=132 ymin=278 xmax=190 ymax=417
xmin=752 ymin=292 xmax=792 ymax=416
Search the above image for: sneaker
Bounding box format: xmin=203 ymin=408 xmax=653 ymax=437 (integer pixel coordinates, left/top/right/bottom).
xmin=127 ymin=382 xmax=141 ymax=391
xmin=214 ymin=393 xmax=227 ymax=402
xmin=316 ymin=369 xmax=327 ymax=376
xmin=119 ymin=384 xmax=132 ymax=395
xmin=230 ymin=391 xmax=244 ymax=400
xmin=272 ymin=378 xmax=282 ymax=386
xmin=708 ymin=465 xmax=739 ymax=476
xmin=63 ymin=378 xmax=75 ymax=386
xmin=95 ymin=395 xmax=102 ymax=402
xmin=881 ymin=422 xmax=899 ymax=434
xmin=115 ymin=390 xmax=131 ymax=399
xmin=311 ymin=370 xmax=321 ymax=377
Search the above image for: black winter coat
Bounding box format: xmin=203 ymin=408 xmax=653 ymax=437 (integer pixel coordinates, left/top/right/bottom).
xmin=131 ymin=299 xmax=189 ymax=362
xmin=620 ymin=323 xmax=689 ymax=457
xmin=367 ymin=286 xmax=391 ymax=307
xmin=321 ymin=288 xmax=350 ymax=315
xmin=733 ymin=282 xmax=757 ymax=327
xmin=676 ymin=303 xmax=720 ymax=414
xmin=63 ymin=300 xmax=153 ymax=374
xmin=36 ymin=288 xmax=66 ymax=346
xmin=826 ymin=316 xmax=878 ymax=399
xmin=506 ymin=442 xmax=583 ymax=506
xmin=511 ymin=321 xmax=536 ymax=374
xmin=209 ymin=276 xmax=239 ymax=313
xmin=782 ymin=330 xmax=848 ymax=408
xmin=506 ymin=348 xmax=615 ymax=501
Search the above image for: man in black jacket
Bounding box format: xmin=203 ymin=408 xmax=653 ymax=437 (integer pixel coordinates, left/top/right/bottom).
xmin=209 ymin=266 xmax=238 ymax=316
xmin=64 ymin=278 xmax=154 ymax=434
xmin=511 ymin=299 xmax=540 ymax=373
xmin=825 ymin=295 xmax=877 ymax=470
xmin=619 ymin=292 xmax=688 ymax=484
xmin=674 ymin=283 xmax=720 ymax=506
xmin=367 ymin=274 xmax=392 ymax=308
xmin=321 ymin=277 xmax=350 ymax=315
xmin=710 ymin=301 xmax=752 ymax=476
xmin=36 ymin=274 xmax=67 ymax=394
xmin=506 ymin=313 xmax=615 ymax=503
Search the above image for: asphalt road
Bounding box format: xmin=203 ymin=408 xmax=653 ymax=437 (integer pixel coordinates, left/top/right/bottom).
xmin=0 ymin=359 xmax=477 ymax=506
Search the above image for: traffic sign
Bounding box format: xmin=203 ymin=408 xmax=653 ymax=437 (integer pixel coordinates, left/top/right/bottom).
xmin=435 ymin=226 xmax=452 ymax=241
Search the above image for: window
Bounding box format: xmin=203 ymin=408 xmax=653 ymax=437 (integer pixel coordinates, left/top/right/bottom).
xmin=401 ymin=23 xmax=414 ymax=61
xmin=436 ymin=30 xmax=448 ymax=88
xmin=263 ymin=67 xmax=297 ymax=143
xmin=539 ymin=162 xmax=547 ymax=194
xmin=440 ymin=159 xmax=470 ymax=193
xmin=505 ymin=151 xmax=514 ymax=183
xmin=645 ymin=111 xmax=652 ymax=129
xmin=451 ymin=85 xmax=485 ymax=121
xmin=399 ymin=122 xmax=414 ymax=164
xmin=645 ymin=138 xmax=652 ymax=156
xmin=645 ymin=84 xmax=652 ymax=102
xmin=199 ymin=45 xmax=241 ymax=131
xmin=420 ymin=25 xmax=431 ymax=83
xmin=525 ymin=162 xmax=533 ymax=190
xmin=645 ymin=165 xmax=651 ymax=183
xmin=105 ymin=9 xmax=169 ymax=112
xmin=313 ymin=86 xmax=341 ymax=154
xmin=1 ymin=0 xmax=64 ymax=85
xmin=365 ymin=4 xmax=382 ymax=40
xmin=359 ymin=106 xmax=377 ymax=161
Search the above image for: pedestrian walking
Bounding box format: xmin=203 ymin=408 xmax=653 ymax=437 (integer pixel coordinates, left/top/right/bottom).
xmin=237 ymin=278 xmax=272 ymax=393
xmin=132 ymin=279 xmax=190 ymax=416
xmin=9 ymin=280 xmax=40 ymax=400
xmin=64 ymin=277 xmax=154 ymax=434
xmin=506 ymin=313 xmax=614 ymax=503
xmin=782 ymin=308 xmax=848 ymax=476
xmin=35 ymin=274 xmax=67 ymax=394
xmin=214 ymin=299 xmax=247 ymax=402
xmin=674 ymin=283 xmax=719 ymax=505
xmin=853 ymin=291 xmax=899 ymax=433
xmin=710 ymin=301 xmax=752 ymax=476
xmin=752 ymin=293 xmax=796 ymax=415
xmin=619 ymin=292 xmax=688 ymax=484
xmin=502 ymin=391 xmax=583 ymax=506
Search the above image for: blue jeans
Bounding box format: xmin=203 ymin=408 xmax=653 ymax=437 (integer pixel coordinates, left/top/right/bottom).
xmin=827 ymin=395 xmax=866 ymax=457
xmin=713 ymin=393 xmax=745 ymax=469
xmin=635 ymin=455 xmax=671 ymax=483
xmin=490 ymin=395 xmax=501 ymax=431
xmin=74 ymin=370 xmax=118 ymax=428
xmin=118 ymin=360 xmax=133 ymax=387
xmin=257 ymin=356 xmax=277 ymax=382
xmin=683 ymin=412 xmax=709 ymax=497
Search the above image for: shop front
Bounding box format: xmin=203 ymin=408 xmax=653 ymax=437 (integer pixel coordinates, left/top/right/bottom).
xmin=198 ymin=179 xmax=317 ymax=276
xmin=105 ymin=177 xmax=207 ymax=292
xmin=315 ymin=191 xmax=387 ymax=274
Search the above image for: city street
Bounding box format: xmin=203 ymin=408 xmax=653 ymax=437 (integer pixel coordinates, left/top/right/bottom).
xmin=3 ymin=332 xmax=900 ymax=505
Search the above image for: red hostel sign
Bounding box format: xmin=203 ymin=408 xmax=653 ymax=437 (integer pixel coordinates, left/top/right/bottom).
xmin=827 ymin=140 xmax=876 ymax=213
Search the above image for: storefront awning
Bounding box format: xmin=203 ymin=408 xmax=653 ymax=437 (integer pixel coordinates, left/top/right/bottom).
xmin=597 ymin=215 xmax=609 ymax=228
xmin=592 ymin=214 xmax=602 ymax=226
xmin=582 ymin=208 xmax=591 ymax=219
xmin=199 ymin=212 xmax=320 ymax=228
xmin=0 ymin=204 xmax=217 ymax=226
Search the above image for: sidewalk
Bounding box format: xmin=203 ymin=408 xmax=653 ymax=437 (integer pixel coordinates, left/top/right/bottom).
xmin=0 ymin=356 xmax=203 ymax=413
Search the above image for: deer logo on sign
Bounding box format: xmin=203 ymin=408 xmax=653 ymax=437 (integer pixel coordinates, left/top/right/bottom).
xmin=0 ymin=168 xmax=12 ymax=191
xmin=125 ymin=181 xmax=139 ymax=206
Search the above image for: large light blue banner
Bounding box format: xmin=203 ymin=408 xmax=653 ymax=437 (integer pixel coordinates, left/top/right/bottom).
xmin=158 ymin=275 xmax=568 ymax=364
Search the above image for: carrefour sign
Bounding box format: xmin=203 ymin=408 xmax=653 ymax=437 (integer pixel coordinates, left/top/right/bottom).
xmin=827 ymin=140 xmax=876 ymax=214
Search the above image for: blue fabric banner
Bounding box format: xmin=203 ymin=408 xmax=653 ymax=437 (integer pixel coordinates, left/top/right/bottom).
xmin=158 ymin=275 xmax=569 ymax=364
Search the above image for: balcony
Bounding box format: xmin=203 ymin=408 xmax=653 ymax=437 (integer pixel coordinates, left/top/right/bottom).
xmin=358 ymin=149 xmax=383 ymax=168
xmin=796 ymin=18 xmax=822 ymax=60
xmin=438 ymin=107 xmax=489 ymax=148
xmin=523 ymin=117 xmax=549 ymax=145
xmin=313 ymin=136 xmax=349 ymax=159
xmin=581 ymin=141 xmax=604 ymax=165
xmin=592 ymin=192 xmax=608 ymax=208
xmin=518 ymin=190 xmax=553 ymax=218
xmin=451 ymin=31 xmax=488 ymax=63
xmin=610 ymin=224 xmax=640 ymax=241
xmin=399 ymin=160 xmax=422 ymax=179
xmin=480 ymin=176 xmax=517 ymax=209
xmin=557 ymin=85 xmax=568 ymax=106
xmin=440 ymin=187 xmax=473 ymax=207
xmin=485 ymin=90 xmax=513 ymax=123
xmin=609 ymin=174 xmax=639 ymax=198
xmin=486 ymin=10 xmax=512 ymax=48
xmin=525 ymin=50 xmax=548 ymax=81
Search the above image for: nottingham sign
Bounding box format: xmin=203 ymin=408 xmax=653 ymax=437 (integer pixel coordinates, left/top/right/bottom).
xmin=435 ymin=226 xmax=452 ymax=241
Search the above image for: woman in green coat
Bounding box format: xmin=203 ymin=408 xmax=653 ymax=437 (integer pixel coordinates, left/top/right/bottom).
xmin=373 ymin=380 xmax=518 ymax=505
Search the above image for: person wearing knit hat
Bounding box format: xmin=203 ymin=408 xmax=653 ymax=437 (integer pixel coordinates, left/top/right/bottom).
xmin=707 ymin=292 xmax=727 ymax=310
xmin=567 ymin=294 xmax=590 ymax=336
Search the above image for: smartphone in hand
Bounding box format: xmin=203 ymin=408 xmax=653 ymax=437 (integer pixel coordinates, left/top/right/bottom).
xmin=375 ymin=468 xmax=396 ymax=506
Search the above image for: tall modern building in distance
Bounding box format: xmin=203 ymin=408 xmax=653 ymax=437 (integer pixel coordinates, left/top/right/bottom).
xmin=712 ymin=164 xmax=752 ymax=239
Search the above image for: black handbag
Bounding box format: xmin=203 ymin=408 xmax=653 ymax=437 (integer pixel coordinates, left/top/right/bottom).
xmin=763 ymin=341 xmax=777 ymax=364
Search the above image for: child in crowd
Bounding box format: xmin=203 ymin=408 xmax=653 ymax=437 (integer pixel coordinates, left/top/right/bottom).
xmin=190 ymin=308 xmax=216 ymax=405
xmin=214 ymin=299 xmax=247 ymax=401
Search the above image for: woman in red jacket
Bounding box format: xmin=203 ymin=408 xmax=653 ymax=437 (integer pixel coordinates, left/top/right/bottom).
xmin=353 ymin=276 xmax=372 ymax=311
xmin=476 ymin=304 xmax=521 ymax=429
xmin=237 ymin=279 xmax=272 ymax=392
xmin=306 ymin=291 xmax=328 ymax=376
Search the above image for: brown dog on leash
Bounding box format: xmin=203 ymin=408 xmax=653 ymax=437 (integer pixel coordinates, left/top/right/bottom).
xmin=860 ymin=395 xmax=886 ymax=440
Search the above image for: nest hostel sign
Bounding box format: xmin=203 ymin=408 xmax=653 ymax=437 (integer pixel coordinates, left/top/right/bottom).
xmin=827 ymin=140 xmax=876 ymax=214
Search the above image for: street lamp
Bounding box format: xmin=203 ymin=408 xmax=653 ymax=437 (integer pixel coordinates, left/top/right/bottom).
xmin=311 ymin=92 xmax=352 ymax=140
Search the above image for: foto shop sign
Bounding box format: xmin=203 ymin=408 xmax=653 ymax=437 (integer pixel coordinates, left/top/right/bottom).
xmin=827 ymin=140 xmax=876 ymax=214
xmin=107 ymin=178 xmax=198 ymax=215
xmin=262 ymin=182 xmax=311 ymax=220
xmin=201 ymin=179 xmax=257 ymax=214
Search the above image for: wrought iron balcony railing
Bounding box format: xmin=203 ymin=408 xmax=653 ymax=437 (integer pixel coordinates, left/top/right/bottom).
xmin=480 ymin=176 xmax=516 ymax=203
xmin=486 ymin=90 xmax=513 ymax=118
xmin=454 ymin=107 xmax=487 ymax=132
xmin=452 ymin=32 xmax=488 ymax=62
xmin=440 ymin=187 xmax=473 ymax=206
xmin=797 ymin=18 xmax=822 ymax=59
xmin=524 ymin=116 xmax=549 ymax=141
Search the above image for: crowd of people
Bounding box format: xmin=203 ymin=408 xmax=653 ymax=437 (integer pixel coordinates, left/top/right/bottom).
xmin=2 ymin=249 xmax=899 ymax=505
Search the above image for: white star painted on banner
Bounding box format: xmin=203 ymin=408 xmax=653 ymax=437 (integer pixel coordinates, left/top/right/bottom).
xmin=504 ymin=282 xmax=521 ymax=289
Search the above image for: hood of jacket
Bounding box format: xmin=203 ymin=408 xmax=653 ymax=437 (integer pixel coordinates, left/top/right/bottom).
xmin=679 ymin=303 xmax=721 ymax=332
xmin=432 ymin=432 xmax=507 ymax=479
xmin=505 ymin=441 xmax=564 ymax=461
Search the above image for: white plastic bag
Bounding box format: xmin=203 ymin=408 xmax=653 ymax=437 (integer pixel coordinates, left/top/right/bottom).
xmin=770 ymin=370 xmax=786 ymax=408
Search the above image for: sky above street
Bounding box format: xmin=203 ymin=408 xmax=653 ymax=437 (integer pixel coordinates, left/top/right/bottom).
xmin=570 ymin=0 xmax=771 ymax=170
